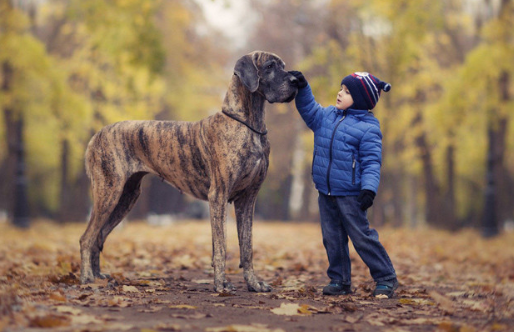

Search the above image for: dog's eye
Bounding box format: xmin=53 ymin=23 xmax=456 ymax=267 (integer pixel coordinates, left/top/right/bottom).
xmin=266 ymin=63 xmax=274 ymax=70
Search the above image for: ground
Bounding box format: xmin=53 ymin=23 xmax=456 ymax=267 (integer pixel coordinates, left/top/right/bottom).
xmin=0 ymin=219 xmax=513 ymax=332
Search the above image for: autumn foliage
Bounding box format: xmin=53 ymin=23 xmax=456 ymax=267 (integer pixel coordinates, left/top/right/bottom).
xmin=0 ymin=220 xmax=513 ymax=331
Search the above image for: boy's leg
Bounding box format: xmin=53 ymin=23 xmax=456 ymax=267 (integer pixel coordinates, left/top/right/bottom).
xmin=318 ymin=192 xmax=351 ymax=286
xmin=335 ymin=196 xmax=396 ymax=283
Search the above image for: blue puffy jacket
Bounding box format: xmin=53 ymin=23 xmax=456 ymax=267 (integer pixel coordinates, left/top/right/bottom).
xmin=295 ymin=84 xmax=382 ymax=196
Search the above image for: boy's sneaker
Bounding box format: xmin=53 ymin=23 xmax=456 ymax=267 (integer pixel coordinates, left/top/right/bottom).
xmin=373 ymin=278 xmax=399 ymax=298
xmin=323 ymin=280 xmax=352 ymax=295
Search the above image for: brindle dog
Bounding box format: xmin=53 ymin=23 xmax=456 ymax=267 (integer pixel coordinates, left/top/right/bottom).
xmin=80 ymin=51 xmax=299 ymax=293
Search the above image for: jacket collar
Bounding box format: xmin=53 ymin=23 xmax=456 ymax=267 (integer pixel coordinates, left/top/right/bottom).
xmin=335 ymin=108 xmax=369 ymax=117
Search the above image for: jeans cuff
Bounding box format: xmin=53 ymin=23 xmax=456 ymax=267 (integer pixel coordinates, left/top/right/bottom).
xmin=374 ymin=273 xmax=396 ymax=283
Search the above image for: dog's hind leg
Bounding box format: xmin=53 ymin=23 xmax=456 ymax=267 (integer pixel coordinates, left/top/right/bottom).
xmin=90 ymin=172 xmax=147 ymax=279
xmin=80 ymin=172 xmax=125 ymax=284
xmin=235 ymin=192 xmax=272 ymax=292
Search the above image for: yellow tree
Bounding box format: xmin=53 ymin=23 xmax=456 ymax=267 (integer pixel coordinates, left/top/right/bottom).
xmin=442 ymin=0 xmax=514 ymax=236
xmin=0 ymin=0 xmax=88 ymax=226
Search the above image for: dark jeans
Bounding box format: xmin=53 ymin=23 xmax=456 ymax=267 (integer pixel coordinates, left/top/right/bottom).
xmin=318 ymin=192 xmax=396 ymax=285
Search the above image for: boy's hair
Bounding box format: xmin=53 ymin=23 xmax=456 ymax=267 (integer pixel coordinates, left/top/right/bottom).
xmin=341 ymin=72 xmax=391 ymax=110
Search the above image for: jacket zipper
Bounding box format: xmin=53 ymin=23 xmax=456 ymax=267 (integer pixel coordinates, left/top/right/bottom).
xmin=326 ymin=113 xmax=346 ymax=195
xmin=352 ymin=153 xmax=356 ymax=185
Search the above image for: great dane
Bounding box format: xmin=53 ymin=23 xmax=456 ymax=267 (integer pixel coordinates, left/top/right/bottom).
xmin=80 ymin=51 xmax=299 ymax=292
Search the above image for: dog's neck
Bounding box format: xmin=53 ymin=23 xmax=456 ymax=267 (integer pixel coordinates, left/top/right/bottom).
xmin=222 ymin=75 xmax=266 ymax=132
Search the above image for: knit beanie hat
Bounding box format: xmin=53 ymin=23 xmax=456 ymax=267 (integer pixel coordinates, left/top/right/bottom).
xmin=341 ymin=72 xmax=391 ymax=110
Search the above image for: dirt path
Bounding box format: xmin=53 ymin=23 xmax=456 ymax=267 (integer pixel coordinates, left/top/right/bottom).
xmin=1 ymin=221 xmax=513 ymax=331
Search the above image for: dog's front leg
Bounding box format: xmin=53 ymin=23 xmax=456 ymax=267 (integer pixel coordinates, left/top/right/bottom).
xmin=234 ymin=193 xmax=272 ymax=292
xmin=208 ymin=190 xmax=234 ymax=293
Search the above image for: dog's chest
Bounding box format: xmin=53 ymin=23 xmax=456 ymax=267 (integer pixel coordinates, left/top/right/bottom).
xmin=231 ymin=136 xmax=269 ymax=190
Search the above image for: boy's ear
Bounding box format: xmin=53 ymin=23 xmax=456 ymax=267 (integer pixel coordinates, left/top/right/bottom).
xmin=234 ymin=54 xmax=259 ymax=93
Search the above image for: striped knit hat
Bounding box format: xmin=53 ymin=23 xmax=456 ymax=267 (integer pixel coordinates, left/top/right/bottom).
xmin=341 ymin=72 xmax=391 ymax=110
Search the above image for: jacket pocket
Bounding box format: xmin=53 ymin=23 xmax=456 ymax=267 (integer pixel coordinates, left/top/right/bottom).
xmin=352 ymin=153 xmax=356 ymax=185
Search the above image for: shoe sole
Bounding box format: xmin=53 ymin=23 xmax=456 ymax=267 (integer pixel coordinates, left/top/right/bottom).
xmin=373 ymin=283 xmax=398 ymax=298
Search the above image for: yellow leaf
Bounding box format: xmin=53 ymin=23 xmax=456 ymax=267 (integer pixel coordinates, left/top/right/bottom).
xmin=168 ymin=304 xmax=197 ymax=310
xmin=55 ymin=306 xmax=82 ymax=315
xmin=270 ymin=303 xmax=301 ymax=316
xmin=122 ymin=285 xmax=139 ymax=293
xmin=297 ymin=304 xmax=313 ymax=315
xmin=29 ymin=314 xmax=71 ymax=328
xmin=206 ymin=324 xmax=286 ymax=332
xmin=429 ymin=291 xmax=455 ymax=314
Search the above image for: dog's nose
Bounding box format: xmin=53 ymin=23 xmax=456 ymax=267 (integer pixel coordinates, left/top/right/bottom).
xmin=289 ymin=75 xmax=299 ymax=85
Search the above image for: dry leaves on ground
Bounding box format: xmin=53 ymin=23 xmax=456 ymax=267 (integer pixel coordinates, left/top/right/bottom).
xmin=0 ymin=219 xmax=513 ymax=332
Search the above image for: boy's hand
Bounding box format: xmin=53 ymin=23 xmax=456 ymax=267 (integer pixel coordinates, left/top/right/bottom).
xmin=358 ymin=190 xmax=376 ymax=211
xmin=289 ymin=71 xmax=308 ymax=89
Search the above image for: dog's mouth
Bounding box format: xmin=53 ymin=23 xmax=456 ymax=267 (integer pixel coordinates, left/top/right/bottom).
xmin=284 ymin=91 xmax=297 ymax=103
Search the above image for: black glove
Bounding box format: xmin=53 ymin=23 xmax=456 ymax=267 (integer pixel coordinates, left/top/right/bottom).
xmin=289 ymin=70 xmax=308 ymax=89
xmin=357 ymin=189 xmax=376 ymax=211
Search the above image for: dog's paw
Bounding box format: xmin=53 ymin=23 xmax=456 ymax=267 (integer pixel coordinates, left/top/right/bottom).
xmin=95 ymin=272 xmax=110 ymax=279
xmin=214 ymin=280 xmax=236 ymax=293
xmin=248 ymin=281 xmax=272 ymax=293
xmin=80 ymin=274 xmax=95 ymax=285
xmin=215 ymin=280 xmax=236 ymax=293
xmin=223 ymin=280 xmax=236 ymax=291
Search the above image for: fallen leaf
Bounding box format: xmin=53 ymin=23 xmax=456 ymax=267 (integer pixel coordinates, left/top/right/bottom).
xmin=169 ymin=304 xmax=197 ymax=310
xmin=102 ymin=322 xmax=135 ymax=330
xmin=170 ymin=312 xmax=207 ymax=319
xmin=49 ymin=292 xmax=67 ymax=302
xmin=345 ymin=314 xmax=363 ymax=324
xmin=270 ymin=303 xmax=305 ymax=316
xmin=29 ymin=314 xmax=71 ymax=328
xmin=399 ymin=298 xmax=434 ymax=306
xmin=154 ymin=322 xmax=182 ymax=331
xmin=54 ymin=305 xmax=82 ymax=315
xmin=122 ymin=285 xmax=140 ymax=293
xmin=192 ymin=279 xmax=212 ymax=284
xmin=70 ymin=314 xmax=103 ymax=325
xmin=206 ymin=324 xmax=286 ymax=332
xmin=429 ymin=291 xmax=455 ymax=315
xmin=297 ymin=304 xmax=313 ymax=315
xmin=138 ymin=306 xmax=164 ymax=313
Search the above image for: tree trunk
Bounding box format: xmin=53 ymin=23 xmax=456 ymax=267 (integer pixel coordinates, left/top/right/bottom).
xmin=58 ymin=138 xmax=70 ymax=223
xmin=413 ymin=110 xmax=442 ymax=228
xmin=0 ymin=62 xmax=15 ymax=214
xmin=2 ymin=61 xmax=30 ymax=227
xmin=444 ymin=143 xmax=457 ymax=228
xmin=12 ymin=115 xmax=30 ymax=228
xmin=496 ymin=72 xmax=511 ymax=226
xmin=482 ymin=125 xmax=499 ymax=237
xmin=482 ymin=71 xmax=511 ymax=237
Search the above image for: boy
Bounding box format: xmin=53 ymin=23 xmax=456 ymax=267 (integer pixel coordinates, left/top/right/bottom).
xmin=290 ymin=70 xmax=398 ymax=298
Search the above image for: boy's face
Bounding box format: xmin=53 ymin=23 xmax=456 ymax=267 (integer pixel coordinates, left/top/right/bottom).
xmin=336 ymin=84 xmax=353 ymax=110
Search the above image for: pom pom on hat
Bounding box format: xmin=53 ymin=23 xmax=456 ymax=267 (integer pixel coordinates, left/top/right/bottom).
xmin=341 ymin=72 xmax=391 ymax=110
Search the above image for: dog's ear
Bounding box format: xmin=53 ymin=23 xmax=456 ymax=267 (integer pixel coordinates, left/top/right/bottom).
xmin=234 ymin=54 xmax=259 ymax=93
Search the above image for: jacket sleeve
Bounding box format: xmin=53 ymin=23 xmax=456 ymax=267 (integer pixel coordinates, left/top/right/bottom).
xmin=294 ymin=84 xmax=323 ymax=132
xmin=359 ymin=124 xmax=382 ymax=193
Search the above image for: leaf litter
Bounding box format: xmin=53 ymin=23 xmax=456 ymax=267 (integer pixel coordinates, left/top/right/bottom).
xmin=0 ymin=220 xmax=513 ymax=331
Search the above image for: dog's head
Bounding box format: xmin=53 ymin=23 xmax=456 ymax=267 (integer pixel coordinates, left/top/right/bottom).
xmin=234 ymin=51 xmax=298 ymax=103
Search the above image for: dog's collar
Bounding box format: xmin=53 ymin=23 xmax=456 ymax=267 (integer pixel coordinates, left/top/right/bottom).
xmin=221 ymin=110 xmax=268 ymax=136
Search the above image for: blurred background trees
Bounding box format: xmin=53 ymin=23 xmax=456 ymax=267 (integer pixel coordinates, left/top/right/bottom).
xmin=0 ymin=0 xmax=512 ymax=236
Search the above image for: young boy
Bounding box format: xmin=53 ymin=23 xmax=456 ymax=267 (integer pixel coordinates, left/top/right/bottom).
xmin=289 ymin=70 xmax=398 ymax=298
